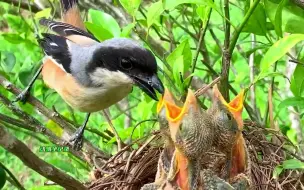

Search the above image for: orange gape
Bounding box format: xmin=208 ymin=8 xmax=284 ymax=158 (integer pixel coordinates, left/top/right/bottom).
xmin=157 ymin=89 xmax=199 ymax=190
xmin=213 ymin=85 xmax=246 ymax=178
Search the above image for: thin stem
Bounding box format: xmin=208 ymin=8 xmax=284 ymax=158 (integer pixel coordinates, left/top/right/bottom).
xmin=0 ymin=161 xmax=26 ymax=190
xmin=228 ymin=0 xmax=261 ymax=54
xmin=187 ymin=7 xmax=212 ymax=89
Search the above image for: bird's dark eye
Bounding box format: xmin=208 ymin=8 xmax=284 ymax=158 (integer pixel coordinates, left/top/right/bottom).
xmin=120 ymin=58 xmax=132 ymax=70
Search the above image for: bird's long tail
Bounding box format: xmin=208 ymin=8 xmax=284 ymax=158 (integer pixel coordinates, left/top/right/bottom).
xmin=60 ymin=0 xmax=85 ymax=30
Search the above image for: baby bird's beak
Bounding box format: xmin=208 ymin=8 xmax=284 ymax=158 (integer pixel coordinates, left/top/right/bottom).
xmin=213 ymin=84 xmax=245 ymax=130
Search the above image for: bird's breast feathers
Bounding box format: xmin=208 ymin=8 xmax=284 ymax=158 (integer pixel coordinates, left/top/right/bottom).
xmin=42 ymin=60 xmax=133 ymax=112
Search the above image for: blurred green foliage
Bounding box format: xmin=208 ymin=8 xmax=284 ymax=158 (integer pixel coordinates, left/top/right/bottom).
xmin=0 ymin=0 xmax=303 ymax=189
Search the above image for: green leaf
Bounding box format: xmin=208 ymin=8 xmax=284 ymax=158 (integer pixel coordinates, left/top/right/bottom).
xmin=46 ymin=120 xmax=63 ymax=137
xmin=0 ymin=165 xmax=6 ymax=189
xmin=163 ymin=0 xmax=215 ymax=10
xmin=274 ymin=0 xmax=287 ymax=37
xmin=196 ymin=5 xmax=211 ymax=23
xmin=18 ymin=69 xmax=33 ymax=87
xmin=120 ymin=22 xmax=136 ymax=37
xmin=287 ymin=128 xmax=297 ymax=145
xmin=290 ymin=64 xmax=304 ymax=97
xmin=2 ymin=33 xmax=25 ymax=44
xmin=278 ymin=97 xmax=304 ymax=109
xmin=166 ymin=39 xmax=192 ymax=74
xmin=88 ymin=9 xmax=121 ymax=37
xmin=253 ymin=72 xmax=286 ymax=87
xmin=243 ymin=3 xmax=267 ymax=36
xmin=119 ymin=0 xmax=141 ymax=16
xmin=245 ymin=45 xmax=269 ymax=57
xmin=29 ymin=186 xmax=64 ymax=190
xmin=282 ymin=159 xmax=304 ymax=169
xmin=34 ymin=8 xmax=52 ymax=19
xmin=265 ymin=0 xmax=304 ymax=34
xmin=260 ymin=34 xmax=304 ymax=72
xmin=172 ymin=55 xmax=184 ymax=86
xmin=272 ymin=165 xmax=283 ymax=179
xmin=47 ymin=158 xmax=78 ymax=175
xmin=146 ymin=1 xmax=164 ymax=28
xmin=1 ymin=52 xmax=16 ymax=73
xmin=85 ymin=22 xmax=114 ymax=41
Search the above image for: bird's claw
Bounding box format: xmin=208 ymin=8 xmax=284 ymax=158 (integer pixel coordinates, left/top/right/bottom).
xmin=14 ymin=90 xmax=30 ymax=104
xmin=69 ymin=127 xmax=84 ymax=151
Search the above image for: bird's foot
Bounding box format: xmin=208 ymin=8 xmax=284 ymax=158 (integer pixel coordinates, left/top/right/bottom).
xmin=69 ymin=127 xmax=84 ymax=151
xmin=13 ymin=89 xmax=30 ymax=104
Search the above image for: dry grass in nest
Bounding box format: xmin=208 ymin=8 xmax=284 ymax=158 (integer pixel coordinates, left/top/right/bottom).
xmin=88 ymin=122 xmax=304 ymax=190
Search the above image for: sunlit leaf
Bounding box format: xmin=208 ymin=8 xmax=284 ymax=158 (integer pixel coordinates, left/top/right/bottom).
xmin=29 ymin=186 xmax=64 ymax=190
xmin=35 ymin=8 xmax=52 ymax=19
xmin=172 ymin=55 xmax=184 ymax=87
xmin=88 ymin=9 xmax=121 ymax=37
xmin=46 ymin=120 xmax=63 ymax=137
xmin=196 ymin=5 xmax=211 ymax=23
xmin=260 ymin=34 xmax=304 ymax=72
xmin=121 ymin=22 xmax=136 ymax=37
xmin=290 ymin=64 xmax=304 ymax=97
xmin=119 ymin=0 xmax=141 ymax=16
xmin=282 ymin=159 xmax=304 ymax=169
xmin=272 ymin=165 xmax=283 ymax=179
xmin=146 ymin=1 xmax=164 ymax=28
xmin=85 ymin=22 xmax=113 ymax=41
xmin=287 ymin=129 xmax=297 ymax=145
xmin=166 ymin=39 xmax=192 ymax=74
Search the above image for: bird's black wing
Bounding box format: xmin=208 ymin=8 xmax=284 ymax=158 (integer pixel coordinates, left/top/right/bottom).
xmin=39 ymin=18 xmax=99 ymax=42
xmin=38 ymin=33 xmax=72 ymax=73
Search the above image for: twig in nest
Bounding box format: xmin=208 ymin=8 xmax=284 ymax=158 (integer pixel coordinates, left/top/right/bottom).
xmin=194 ymin=76 xmax=221 ymax=97
xmin=101 ymin=110 xmax=122 ymax=151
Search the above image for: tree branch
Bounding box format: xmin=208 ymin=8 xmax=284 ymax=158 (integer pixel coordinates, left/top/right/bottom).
xmin=0 ymin=74 xmax=109 ymax=160
xmin=0 ymin=93 xmax=88 ymax=164
xmin=220 ymin=0 xmax=231 ymax=101
xmin=0 ymin=126 xmax=87 ymax=190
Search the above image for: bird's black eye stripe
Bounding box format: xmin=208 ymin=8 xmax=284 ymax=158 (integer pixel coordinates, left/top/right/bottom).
xmin=120 ymin=57 xmax=133 ymax=70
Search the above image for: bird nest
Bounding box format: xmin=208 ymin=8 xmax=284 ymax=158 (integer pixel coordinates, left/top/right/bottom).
xmin=88 ymin=121 xmax=304 ymax=190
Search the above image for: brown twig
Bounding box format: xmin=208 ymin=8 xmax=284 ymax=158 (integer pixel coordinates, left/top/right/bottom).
xmin=101 ymin=110 xmax=123 ymax=151
xmin=220 ymin=0 xmax=231 ymax=101
xmin=194 ymin=76 xmax=221 ymax=97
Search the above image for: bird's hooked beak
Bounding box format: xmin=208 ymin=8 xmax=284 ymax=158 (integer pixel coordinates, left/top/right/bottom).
xmin=132 ymin=74 xmax=164 ymax=101
xmin=213 ymin=84 xmax=245 ymax=129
